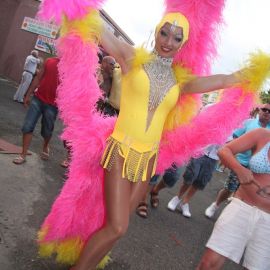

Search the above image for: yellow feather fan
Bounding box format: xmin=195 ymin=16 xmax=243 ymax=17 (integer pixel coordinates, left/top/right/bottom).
xmin=61 ymin=9 xmax=102 ymax=43
xmin=236 ymin=50 xmax=270 ymax=93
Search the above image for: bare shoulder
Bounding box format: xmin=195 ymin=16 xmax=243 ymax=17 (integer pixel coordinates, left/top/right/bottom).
xmin=249 ymin=128 xmax=270 ymax=145
xmin=253 ymin=128 xmax=270 ymax=137
xmin=261 ymin=128 xmax=270 ymax=142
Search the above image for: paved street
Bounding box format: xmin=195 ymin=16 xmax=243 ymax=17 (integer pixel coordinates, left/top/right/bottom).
xmin=0 ymin=77 xmax=242 ymax=270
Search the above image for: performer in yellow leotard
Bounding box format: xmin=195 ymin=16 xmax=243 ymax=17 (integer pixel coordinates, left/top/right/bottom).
xmin=73 ymin=13 xmax=247 ymax=270
xmin=101 ymin=49 xmax=181 ymax=182
xmin=36 ymin=0 xmax=270 ymax=267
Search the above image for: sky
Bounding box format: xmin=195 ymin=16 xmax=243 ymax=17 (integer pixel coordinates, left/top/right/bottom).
xmin=103 ymin=0 xmax=270 ymax=89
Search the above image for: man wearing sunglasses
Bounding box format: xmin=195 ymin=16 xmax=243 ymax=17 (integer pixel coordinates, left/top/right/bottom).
xmin=205 ymin=103 xmax=270 ymax=218
xmin=96 ymin=56 xmax=120 ymax=116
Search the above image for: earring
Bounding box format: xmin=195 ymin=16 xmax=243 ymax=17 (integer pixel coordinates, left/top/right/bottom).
xmin=151 ymin=39 xmax=155 ymax=49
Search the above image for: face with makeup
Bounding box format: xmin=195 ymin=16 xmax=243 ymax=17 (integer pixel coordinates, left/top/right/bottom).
xmin=155 ymin=22 xmax=184 ymax=58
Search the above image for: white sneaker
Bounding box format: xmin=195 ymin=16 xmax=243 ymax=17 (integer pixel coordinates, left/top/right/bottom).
xmin=205 ymin=202 xmax=218 ymax=218
xmin=167 ymin=196 xmax=181 ymax=211
xmin=180 ymin=203 xmax=191 ymax=218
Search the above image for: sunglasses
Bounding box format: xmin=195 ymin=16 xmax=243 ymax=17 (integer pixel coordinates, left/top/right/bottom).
xmin=261 ymin=108 xmax=270 ymax=114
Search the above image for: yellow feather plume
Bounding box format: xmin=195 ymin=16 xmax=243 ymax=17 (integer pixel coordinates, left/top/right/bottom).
xmin=173 ymin=64 xmax=195 ymax=88
xmin=38 ymin=238 xmax=83 ymax=265
xmin=236 ymin=50 xmax=270 ymax=93
xmin=38 ymin=227 xmax=84 ymax=265
xmin=131 ymin=47 xmax=154 ymax=68
xmin=55 ymin=238 xmax=84 ymax=264
xmin=164 ymin=94 xmax=200 ymax=130
xmin=61 ymin=9 xmax=102 ymax=43
xmin=97 ymin=253 xmax=112 ymax=269
xmin=38 ymin=226 xmax=112 ymax=267
xmin=164 ymin=65 xmax=199 ymax=131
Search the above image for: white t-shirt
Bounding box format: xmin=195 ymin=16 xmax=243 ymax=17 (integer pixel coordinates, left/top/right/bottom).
xmin=24 ymin=55 xmax=40 ymax=74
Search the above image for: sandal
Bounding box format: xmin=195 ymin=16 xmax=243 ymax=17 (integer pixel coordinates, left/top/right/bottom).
xmin=40 ymin=150 xmax=50 ymax=160
xmin=136 ymin=202 xmax=148 ymax=218
xmin=60 ymin=160 xmax=69 ymax=168
xmin=150 ymin=191 xmax=159 ymax=208
xmin=13 ymin=155 xmax=26 ymax=165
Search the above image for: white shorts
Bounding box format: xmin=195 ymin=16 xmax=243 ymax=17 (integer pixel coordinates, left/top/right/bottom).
xmin=206 ymin=198 xmax=270 ymax=270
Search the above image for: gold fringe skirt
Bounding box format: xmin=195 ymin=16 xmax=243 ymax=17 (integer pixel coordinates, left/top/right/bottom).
xmin=101 ymin=136 xmax=158 ymax=182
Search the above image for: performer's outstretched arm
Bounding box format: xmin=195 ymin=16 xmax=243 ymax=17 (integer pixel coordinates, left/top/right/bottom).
xmin=100 ymin=27 xmax=135 ymax=74
xmin=181 ymin=72 xmax=239 ymax=94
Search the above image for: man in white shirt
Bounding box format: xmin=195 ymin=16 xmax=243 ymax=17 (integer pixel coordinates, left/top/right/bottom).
xmin=13 ymin=50 xmax=41 ymax=103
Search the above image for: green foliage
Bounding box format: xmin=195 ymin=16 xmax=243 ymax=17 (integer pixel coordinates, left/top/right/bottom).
xmin=260 ymin=90 xmax=270 ymax=104
xmin=44 ymin=43 xmax=57 ymax=56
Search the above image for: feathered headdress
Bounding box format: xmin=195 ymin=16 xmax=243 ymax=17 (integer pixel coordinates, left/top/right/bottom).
xmin=166 ymin=0 xmax=225 ymax=75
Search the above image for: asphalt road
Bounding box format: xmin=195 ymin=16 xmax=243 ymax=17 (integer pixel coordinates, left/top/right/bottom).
xmin=0 ymin=77 xmax=242 ymax=270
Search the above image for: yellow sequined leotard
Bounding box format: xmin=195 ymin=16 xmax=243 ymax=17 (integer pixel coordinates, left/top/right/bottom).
xmin=101 ymin=50 xmax=181 ymax=182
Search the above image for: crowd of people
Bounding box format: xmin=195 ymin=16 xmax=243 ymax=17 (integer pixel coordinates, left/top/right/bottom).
xmin=9 ymin=0 xmax=270 ymax=269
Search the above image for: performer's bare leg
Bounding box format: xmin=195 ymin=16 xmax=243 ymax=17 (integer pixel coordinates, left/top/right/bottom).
xmin=73 ymin=156 xmax=154 ymax=270
xmin=129 ymin=157 xmax=155 ymax=212
xmin=151 ymin=178 xmax=166 ymax=194
xmin=74 ymin=155 xmax=131 ymax=270
xmin=136 ymin=184 xmax=152 ymax=205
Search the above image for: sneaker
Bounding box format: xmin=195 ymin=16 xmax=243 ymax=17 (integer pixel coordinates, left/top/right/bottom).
xmin=205 ymin=202 xmax=218 ymax=218
xmin=180 ymin=203 xmax=191 ymax=218
xmin=167 ymin=196 xmax=181 ymax=211
xmin=215 ymin=167 xmax=224 ymax=173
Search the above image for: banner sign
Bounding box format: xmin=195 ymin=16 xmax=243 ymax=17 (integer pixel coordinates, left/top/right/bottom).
xmin=21 ymin=17 xmax=59 ymax=39
xmin=35 ymin=35 xmax=57 ymax=54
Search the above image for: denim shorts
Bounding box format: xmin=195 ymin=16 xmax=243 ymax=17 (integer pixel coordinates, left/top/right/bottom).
xmin=149 ymin=164 xmax=183 ymax=188
xmin=183 ymin=155 xmax=217 ymax=190
xmin=22 ymin=96 xmax=58 ymax=138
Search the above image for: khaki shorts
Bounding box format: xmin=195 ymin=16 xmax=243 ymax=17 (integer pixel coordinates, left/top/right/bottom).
xmin=206 ymin=198 xmax=270 ymax=270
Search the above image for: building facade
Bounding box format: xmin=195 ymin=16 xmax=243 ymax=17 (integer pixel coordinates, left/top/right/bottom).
xmin=0 ymin=0 xmax=134 ymax=83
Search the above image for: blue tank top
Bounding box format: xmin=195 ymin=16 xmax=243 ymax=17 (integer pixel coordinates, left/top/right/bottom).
xmin=249 ymin=142 xmax=270 ymax=174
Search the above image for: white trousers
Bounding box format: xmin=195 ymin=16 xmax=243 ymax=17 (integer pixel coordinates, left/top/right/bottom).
xmin=13 ymin=71 xmax=33 ymax=102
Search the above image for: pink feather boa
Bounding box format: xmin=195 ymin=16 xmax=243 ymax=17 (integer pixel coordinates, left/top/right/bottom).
xmin=41 ymin=34 xmax=115 ymax=243
xmin=156 ymin=89 xmax=254 ymax=173
xmin=38 ymin=0 xmax=105 ymax=23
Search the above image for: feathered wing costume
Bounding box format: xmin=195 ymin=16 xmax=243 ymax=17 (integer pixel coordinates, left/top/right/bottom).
xmin=157 ymin=1 xmax=270 ymax=172
xmin=37 ymin=0 xmax=270 ymax=265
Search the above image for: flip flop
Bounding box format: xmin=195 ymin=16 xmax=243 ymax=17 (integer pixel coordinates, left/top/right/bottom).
xmin=40 ymin=151 xmax=49 ymax=160
xmin=13 ymin=155 xmax=26 ymax=165
xmin=150 ymin=191 xmax=159 ymax=208
xmin=136 ymin=202 xmax=148 ymax=218
xmin=60 ymin=160 xmax=69 ymax=168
